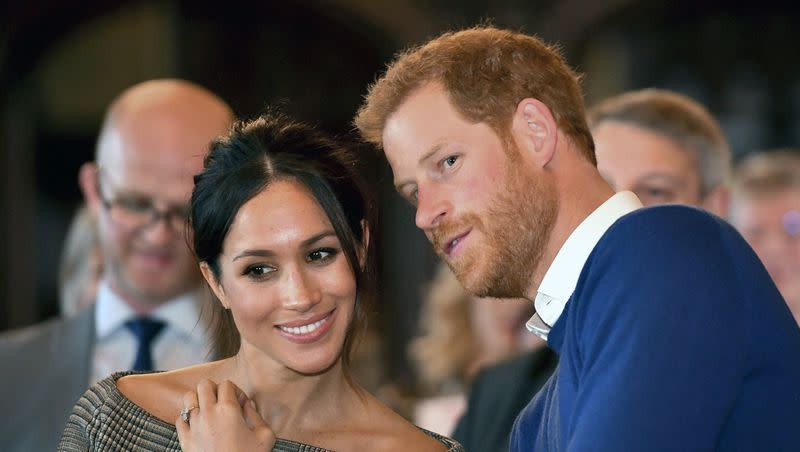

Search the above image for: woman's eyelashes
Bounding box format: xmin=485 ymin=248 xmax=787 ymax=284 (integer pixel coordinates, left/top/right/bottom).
xmin=239 ymin=248 xmax=340 ymax=280
xmin=306 ymin=247 xmax=339 ymax=265
xmin=242 ymin=263 xmax=277 ymax=280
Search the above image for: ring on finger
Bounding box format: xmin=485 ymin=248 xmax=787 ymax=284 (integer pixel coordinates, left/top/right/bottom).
xmin=180 ymin=405 xmax=199 ymax=423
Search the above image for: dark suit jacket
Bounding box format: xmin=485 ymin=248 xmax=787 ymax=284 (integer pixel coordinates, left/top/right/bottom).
xmin=0 ymin=307 xmax=94 ymax=452
xmin=452 ymin=347 xmax=557 ymax=452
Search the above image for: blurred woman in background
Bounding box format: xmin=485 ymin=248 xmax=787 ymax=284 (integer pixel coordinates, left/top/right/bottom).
xmin=409 ymin=262 xmax=543 ymax=435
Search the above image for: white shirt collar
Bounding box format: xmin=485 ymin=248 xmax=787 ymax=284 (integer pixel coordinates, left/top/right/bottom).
xmin=526 ymin=191 xmax=643 ymax=340
xmin=95 ymin=279 xmax=207 ymax=343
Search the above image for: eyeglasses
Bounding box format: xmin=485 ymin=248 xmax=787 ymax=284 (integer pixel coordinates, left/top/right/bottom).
xmin=95 ymin=168 xmax=190 ymax=233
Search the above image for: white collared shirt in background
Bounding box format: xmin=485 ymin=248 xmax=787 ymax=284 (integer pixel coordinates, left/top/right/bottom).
xmin=527 ymin=191 xmax=643 ymax=340
xmin=91 ymin=281 xmax=211 ymax=385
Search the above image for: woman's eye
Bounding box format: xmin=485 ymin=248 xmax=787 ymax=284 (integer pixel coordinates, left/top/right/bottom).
xmin=244 ymin=265 xmax=274 ymax=278
xmin=307 ymin=248 xmax=338 ymax=263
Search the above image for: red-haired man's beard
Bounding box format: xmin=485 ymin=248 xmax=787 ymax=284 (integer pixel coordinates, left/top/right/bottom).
xmin=431 ymin=161 xmax=558 ymax=299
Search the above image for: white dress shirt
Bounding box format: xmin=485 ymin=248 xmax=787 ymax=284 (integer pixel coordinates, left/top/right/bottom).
xmin=91 ymin=281 xmax=211 ymax=384
xmin=527 ymin=191 xmax=643 ymax=340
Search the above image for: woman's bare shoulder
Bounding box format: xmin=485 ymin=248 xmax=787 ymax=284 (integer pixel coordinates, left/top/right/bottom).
xmin=116 ymin=361 xmax=222 ymax=423
xmin=352 ymin=394 xmax=459 ymax=452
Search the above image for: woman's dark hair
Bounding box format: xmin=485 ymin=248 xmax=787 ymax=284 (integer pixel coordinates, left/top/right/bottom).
xmin=190 ymin=112 xmax=377 ymax=373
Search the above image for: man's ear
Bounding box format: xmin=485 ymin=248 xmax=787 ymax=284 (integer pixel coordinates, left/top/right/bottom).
xmin=702 ymin=185 xmax=730 ymax=218
xmin=200 ymin=261 xmax=229 ymax=310
xmin=79 ymin=162 xmax=101 ymax=218
xmin=511 ymin=98 xmax=558 ymax=167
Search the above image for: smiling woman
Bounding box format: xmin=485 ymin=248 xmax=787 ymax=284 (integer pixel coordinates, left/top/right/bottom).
xmin=58 ymin=113 xmax=462 ymax=452
xmin=191 ymin=113 xmax=377 ymax=370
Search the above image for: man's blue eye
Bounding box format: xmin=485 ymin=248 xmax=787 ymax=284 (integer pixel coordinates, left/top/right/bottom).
xmin=444 ymin=156 xmax=458 ymax=167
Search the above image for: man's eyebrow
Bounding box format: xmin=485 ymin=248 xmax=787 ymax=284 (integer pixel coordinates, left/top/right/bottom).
xmin=419 ymin=142 xmax=447 ymax=166
xmin=393 ymin=142 xmax=447 ymax=191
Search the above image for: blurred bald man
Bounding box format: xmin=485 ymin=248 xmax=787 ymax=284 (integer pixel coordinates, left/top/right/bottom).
xmin=0 ymin=79 xmax=233 ymax=452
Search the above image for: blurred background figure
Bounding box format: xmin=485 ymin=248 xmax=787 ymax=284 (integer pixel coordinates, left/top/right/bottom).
xmin=410 ymin=262 xmax=542 ymax=436
xmin=730 ymin=150 xmax=800 ymax=325
xmin=0 ymin=79 xmax=233 ymax=452
xmin=589 ymin=88 xmax=731 ymax=216
xmin=59 ymin=204 xmax=103 ymax=317
xmin=453 ymin=88 xmax=732 ymax=452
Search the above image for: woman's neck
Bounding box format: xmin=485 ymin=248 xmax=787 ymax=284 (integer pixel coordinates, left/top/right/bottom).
xmin=216 ymin=348 xmax=358 ymax=435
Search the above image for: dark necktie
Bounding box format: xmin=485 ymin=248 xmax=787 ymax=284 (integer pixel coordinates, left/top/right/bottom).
xmin=125 ymin=317 xmax=166 ymax=371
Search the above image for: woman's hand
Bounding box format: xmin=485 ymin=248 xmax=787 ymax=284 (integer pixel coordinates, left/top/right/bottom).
xmin=176 ymin=379 xmax=275 ymax=452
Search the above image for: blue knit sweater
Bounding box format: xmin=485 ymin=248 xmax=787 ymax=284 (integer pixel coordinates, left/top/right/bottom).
xmin=511 ymin=206 xmax=800 ymax=451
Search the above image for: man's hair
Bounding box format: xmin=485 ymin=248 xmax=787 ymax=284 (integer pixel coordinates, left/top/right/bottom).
xmin=587 ymin=89 xmax=730 ymax=196
xmin=355 ymin=26 xmax=596 ymax=164
xmin=731 ymin=150 xmax=800 ymax=198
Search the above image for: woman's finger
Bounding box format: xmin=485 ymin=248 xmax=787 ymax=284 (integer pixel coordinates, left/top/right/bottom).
xmin=180 ymin=390 xmax=200 ymax=425
xmin=197 ymin=379 xmax=218 ymax=408
xmin=231 ymin=382 xmax=250 ymax=408
xmin=218 ymin=379 xmax=250 ymax=408
xmin=243 ymin=400 xmax=276 ymax=447
xmin=175 ymin=411 xmax=190 ymax=444
xmin=242 ymin=399 xmax=266 ymax=430
xmin=217 ymin=380 xmax=239 ymax=405
xmin=182 ymin=390 xmax=199 ymax=413
xmin=176 ymin=390 xmax=197 ymax=447
xmin=254 ymin=423 xmax=277 ymax=448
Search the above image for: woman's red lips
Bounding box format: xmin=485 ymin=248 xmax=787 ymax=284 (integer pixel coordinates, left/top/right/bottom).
xmin=275 ymin=309 xmax=334 ymax=328
xmin=275 ymin=309 xmax=336 ymax=344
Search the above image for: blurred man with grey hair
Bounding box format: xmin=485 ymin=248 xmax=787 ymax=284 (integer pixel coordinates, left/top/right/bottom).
xmin=589 ymin=88 xmax=730 ymax=216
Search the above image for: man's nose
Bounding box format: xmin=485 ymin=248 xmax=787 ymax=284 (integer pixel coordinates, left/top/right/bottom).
xmin=415 ymin=186 xmax=450 ymax=230
xmin=139 ymin=215 xmax=175 ymax=245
